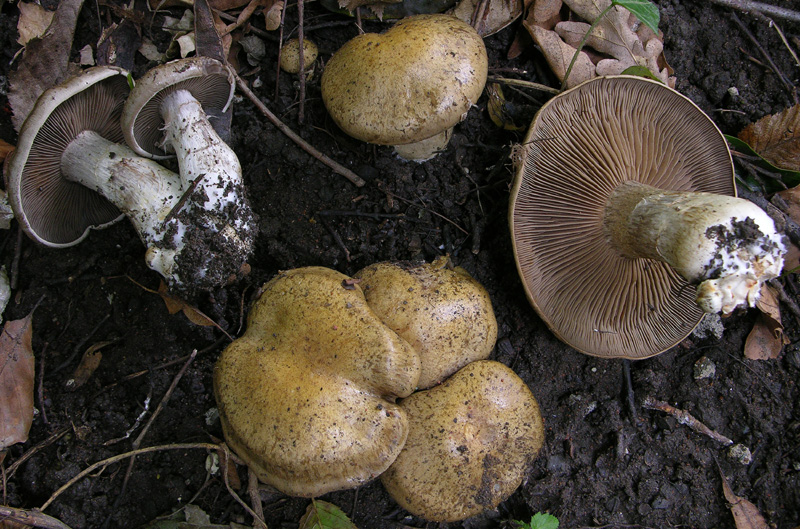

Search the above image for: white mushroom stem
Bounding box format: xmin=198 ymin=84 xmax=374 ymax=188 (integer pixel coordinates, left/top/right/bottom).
xmin=158 ymin=89 xmax=243 ymax=216
xmin=393 ymin=127 xmax=453 ymax=163
xmin=61 ymin=130 xmax=187 ymax=279
xmin=604 ymin=181 xmax=786 ymax=315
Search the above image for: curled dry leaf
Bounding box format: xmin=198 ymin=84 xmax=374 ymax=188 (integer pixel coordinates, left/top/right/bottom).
xmin=719 ymin=467 xmax=769 ymax=529
xmin=450 ymin=0 xmax=523 ymax=37
xmin=738 ymin=104 xmax=800 ymax=172
xmin=0 ymin=313 xmax=35 ymax=450
xmin=744 ymin=285 xmax=788 ymax=360
xmin=524 ymin=0 xmax=674 ymax=88
xmin=68 ymin=340 xmax=117 ymax=390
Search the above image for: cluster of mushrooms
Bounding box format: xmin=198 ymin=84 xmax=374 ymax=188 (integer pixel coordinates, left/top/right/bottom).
xmin=213 ymin=257 xmax=545 ymax=522
xmin=5 ymin=57 xmax=257 ymax=296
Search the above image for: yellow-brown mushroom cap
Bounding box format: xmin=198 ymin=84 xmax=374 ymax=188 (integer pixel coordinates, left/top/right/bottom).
xmin=320 ymin=14 xmax=488 ymax=147
xmin=213 ymin=266 xmax=422 ymax=497
xmin=508 ymin=75 xmax=736 ymax=359
xmin=355 ymin=256 xmax=498 ymax=389
xmin=380 ymin=360 xmax=544 ymax=522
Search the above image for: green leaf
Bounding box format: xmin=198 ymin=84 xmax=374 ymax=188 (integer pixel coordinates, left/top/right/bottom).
xmin=299 ymin=500 xmax=359 ymax=529
xmin=726 ymin=135 xmax=800 ymax=192
xmin=620 ymin=65 xmax=665 ymax=83
xmin=613 ymin=0 xmax=659 ymax=33
xmin=515 ymin=512 xmax=559 ymax=529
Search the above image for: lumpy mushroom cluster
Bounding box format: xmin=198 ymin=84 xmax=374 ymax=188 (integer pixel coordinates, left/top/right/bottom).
xmin=213 ymin=258 xmax=545 ymax=521
xmin=5 ymin=57 xmax=257 ymax=296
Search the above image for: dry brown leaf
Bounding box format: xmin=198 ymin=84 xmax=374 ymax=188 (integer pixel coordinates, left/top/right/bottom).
xmin=264 ymin=0 xmax=284 ymax=31
xmin=776 ymin=184 xmax=800 ymax=224
xmin=451 ymin=0 xmax=523 ymax=37
xmin=744 ymin=285 xmax=788 ymax=360
xmin=719 ymin=468 xmax=769 ymax=529
xmin=738 ymin=104 xmax=800 ymax=172
xmin=8 ymin=0 xmax=84 ymax=131
xmin=0 ymin=139 xmax=13 ymax=163
xmin=16 ymin=1 xmax=55 ymax=46
xmin=0 ymin=313 xmax=35 ymax=450
xmin=69 ymin=340 xmax=116 ymax=390
xmin=524 ymin=21 xmax=596 ymax=88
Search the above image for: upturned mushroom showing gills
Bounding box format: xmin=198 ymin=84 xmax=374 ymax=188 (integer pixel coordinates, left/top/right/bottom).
xmin=509 ymin=75 xmax=786 ymax=359
xmin=213 ymin=267 xmax=422 ymax=497
xmin=380 ymin=360 xmax=545 ymax=522
xmin=355 ymin=256 xmax=498 ymax=389
xmin=6 ymin=64 xmax=255 ymax=295
xmin=122 ymin=57 xmax=257 ymax=290
xmin=320 ymin=14 xmax=488 ymax=162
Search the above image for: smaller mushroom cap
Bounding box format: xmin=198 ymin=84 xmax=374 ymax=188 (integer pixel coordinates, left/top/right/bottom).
xmin=381 ymin=360 xmax=544 ymax=522
xmin=509 ymin=75 xmax=736 ymax=359
xmin=355 ymin=256 xmax=498 ymax=389
xmin=320 ymin=14 xmax=488 ymax=147
xmin=213 ymin=267 xmax=422 ymax=497
xmin=279 ymin=38 xmax=319 ymax=74
xmin=5 ymin=66 xmax=129 ymax=247
xmin=122 ymin=57 xmax=235 ymax=159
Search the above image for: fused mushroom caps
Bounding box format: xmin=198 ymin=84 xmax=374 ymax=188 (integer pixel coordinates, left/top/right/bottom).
xmin=320 ymin=14 xmax=488 ymax=161
xmin=122 ymin=56 xmax=235 ymax=159
xmin=5 ymin=66 xmax=128 ymax=246
xmin=509 ymin=75 xmax=771 ymax=359
xmin=381 ymin=360 xmax=544 ymax=522
xmin=213 ymin=267 xmax=422 ymax=497
xmin=355 ymin=256 xmax=498 ymax=389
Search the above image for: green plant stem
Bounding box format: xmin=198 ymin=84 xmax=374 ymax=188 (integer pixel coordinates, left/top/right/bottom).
xmin=560 ymin=3 xmax=614 ymax=91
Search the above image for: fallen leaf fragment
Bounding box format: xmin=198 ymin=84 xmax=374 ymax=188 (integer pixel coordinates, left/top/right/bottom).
xmin=744 ymin=285 xmax=788 ymax=360
xmin=68 ymin=340 xmax=117 ymax=390
xmin=16 ymin=1 xmax=56 ymax=46
xmin=719 ymin=467 xmax=769 ymax=529
xmin=450 ymin=0 xmax=523 ymax=36
xmin=299 ymin=500 xmax=359 ymax=529
xmin=739 ymin=104 xmax=800 ymax=172
xmin=0 ymin=313 xmax=35 ymax=450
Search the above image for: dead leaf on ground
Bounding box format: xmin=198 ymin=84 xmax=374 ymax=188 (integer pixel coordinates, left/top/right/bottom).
xmin=719 ymin=467 xmax=769 ymax=529
xmin=0 ymin=313 xmax=35 ymax=451
xmin=68 ymin=340 xmax=117 ymax=390
xmin=744 ymin=285 xmax=788 ymax=360
xmin=450 ymin=0 xmax=523 ymax=37
xmin=299 ymin=500 xmax=359 ymax=529
xmin=16 ymin=1 xmax=55 ymax=46
xmin=524 ymin=0 xmax=674 ymax=88
xmin=8 ymin=0 xmax=85 ymax=131
xmin=738 ymin=104 xmax=800 ymax=172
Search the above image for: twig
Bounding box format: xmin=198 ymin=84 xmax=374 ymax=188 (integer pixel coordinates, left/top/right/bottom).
xmin=235 ymin=74 xmax=366 ymax=187
xmin=320 ymin=219 xmax=351 ymax=262
xmin=0 ymin=506 xmax=73 ymax=529
xmin=642 ymin=397 xmax=734 ymax=446
xmin=486 ymin=76 xmax=560 ymax=95
xmin=54 ymin=313 xmax=111 ymax=372
xmin=40 ymin=442 xmax=222 ymax=511
xmin=38 ymin=342 xmax=49 ymax=426
xmin=163 ymin=175 xmax=206 ymax=224
xmin=5 ymin=426 xmax=70 ymax=479
xmin=705 ymin=0 xmax=800 ymax=24
xmin=248 ymin=467 xmax=267 ymax=527
xmin=222 ymin=448 xmax=267 ymax=529
xmin=378 ymin=186 xmax=469 ymax=235
xmin=297 ymin=0 xmax=306 ymax=124
xmin=730 ymin=12 xmax=798 ymax=103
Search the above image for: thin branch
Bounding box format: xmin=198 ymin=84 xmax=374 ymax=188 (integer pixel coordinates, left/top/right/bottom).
xmin=235 ymin=74 xmax=366 ymax=187
xmin=0 ymin=506 xmax=73 ymax=529
xmin=705 ymin=0 xmax=800 ymax=24
xmin=642 ymin=397 xmax=734 ymax=446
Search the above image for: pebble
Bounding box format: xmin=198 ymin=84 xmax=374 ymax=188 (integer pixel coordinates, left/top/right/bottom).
xmin=728 ymin=443 xmax=752 ymax=465
xmin=693 ymin=356 xmax=716 ymax=380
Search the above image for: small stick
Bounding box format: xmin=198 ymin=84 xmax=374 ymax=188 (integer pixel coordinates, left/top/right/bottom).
xmin=297 ymin=0 xmax=306 ymax=124
xmin=643 ymin=397 xmax=734 ymax=446
xmin=5 ymin=426 xmax=70 ymax=479
xmin=706 ymin=0 xmax=800 ymax=24
xmin=163 ymin=175 xmax=205 ymax=224
xmin=0 ymin=506 xmax=73 ymax=529
xmin=40 ymin=443 xmax=223 ymax=511
xmin=222 ymin=448 xmax=267 ymax=529
xmin=486 ymin=76 xmax=560 ymax=95
xmin=235 ymin=74 xmax=366 ymax=187
xmin=37 ymin=342 xmax=49 ymax=426
xmin=248 ymin=467 xmax=267 ymax=527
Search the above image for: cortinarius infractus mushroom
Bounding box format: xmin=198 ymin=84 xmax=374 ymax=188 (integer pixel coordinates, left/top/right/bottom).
xmin=355 ymin=256 xmax=498 ymax=389
xmin=320 ymin=14 xmax=488 ymax=162
xmin=381 ymin=360 xmax=545 ymax=522
xmin=213 ymin=267 xmax=421 ymax=497
xmin=509 ymin=75 xmax=786 ymax=359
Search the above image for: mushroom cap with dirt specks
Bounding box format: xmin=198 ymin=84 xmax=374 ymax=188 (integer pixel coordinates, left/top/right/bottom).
xmin=5 ymin=66 xmax=128 ymax=247
xmin=213 ymin=266 xmax=422 ymax=497
xmin=380 ymin=360 xmax=545 ymax=522
xmin=122 ymin=56 xmax=236 ymax=159
xmin=320 ymin=14 xmax=488 ymax=146
xmin=508 ymin=75 xmax=736 ymax=359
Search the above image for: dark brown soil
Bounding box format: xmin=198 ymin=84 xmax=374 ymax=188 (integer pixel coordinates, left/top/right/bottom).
xmin=2 ymin=0 xmax=800 ymax=528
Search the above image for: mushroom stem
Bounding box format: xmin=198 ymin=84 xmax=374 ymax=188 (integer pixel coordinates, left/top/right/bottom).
xmin=61 ymin=129 xmax=184 ymax=253
xmin=604 ymin=181 xmax=786 ymax=314
xmin=392 ymin=127 xmax=453 ymax=162
xmin=159 ymin=89 xmax=244 ymax=213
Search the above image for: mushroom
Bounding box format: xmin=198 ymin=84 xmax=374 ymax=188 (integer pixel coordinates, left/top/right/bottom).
xmin=121 ymin=56 xmax=257 ymax=292
xmin=509 ymin=75 xmax=787 ymax=359
xmin=355 ymin=256 xmax=498 ymax=389
xmin=213 ymin=266 xmax=422 ymax=497
xmin=5 ymin=63 xmax=255 ymax=294
xmin=380 ymin=360 xmax=545 ymax=522
xmin=279 ymin=38 xmax=318 ymax=75
xmin=320 ymin=14 xmax=488 ymax=162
